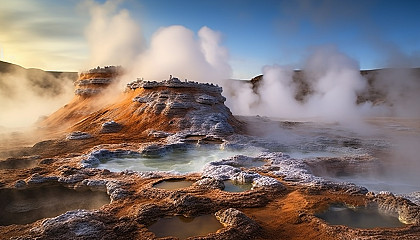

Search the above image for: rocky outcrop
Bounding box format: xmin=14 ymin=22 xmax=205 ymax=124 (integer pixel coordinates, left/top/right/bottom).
xmin=202 ymin=156 xmax=285 ymax=191
xmin=66 ymin=131 xmax=92 ymax=140
xmin=32 ymin=210 xmax=114 ymax=239
xmin=127 ymin=78 xmax=237 ymax=136
xmin=74 ymin=66 xmax=122 ymax=97
xmin=370 ymin=192 xmax=420 ymax=224
xmin=100 ymin=121 xmax=122 ymax=133
xmin=215 ymin=208 xmax=261 ymax=238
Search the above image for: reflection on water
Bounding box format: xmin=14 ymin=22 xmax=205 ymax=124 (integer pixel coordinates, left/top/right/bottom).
xmin=316 ymin=203 xmax=405 ymax=229
xmin=98 ymin=146 xmax=261 ymax=173
xmin=153 ymin=180 xmax=194 ymax=190
xmin=223 ymin=181 xmax=253 ymax=192
xmin=0 ymin=185 xmax=110 ymax=226
xmin=148 ymin=214 xmax=223 ymax=239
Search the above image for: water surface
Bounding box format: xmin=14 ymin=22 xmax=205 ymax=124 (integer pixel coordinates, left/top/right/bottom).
xmin=316 ymin=203 xmax=405 ymax=229
xmin=98 ymin=146 xmax=261 ymax=173
xmin=148 ymin=214 xmax=223 ymax=239
xmin=153 ymin=180 xmax=194 ymax=190
xmin=0 ymin=185 xmax=110 ymax=226
xmin=223 ymin=181 xmax=253 ymax=192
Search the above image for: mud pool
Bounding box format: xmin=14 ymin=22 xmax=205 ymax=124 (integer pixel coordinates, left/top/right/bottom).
xmin=0 ymin=185 xmax=110 ymax=226
xmin=316 ymin=203 xmax=406 ymax=229
xmin=148 ymin=214 xmax=223 ymax=239
xmin=97 ymin=146 xmax=262 ymax=173
xmin=153 ymin=179 xmax=194 ymax=190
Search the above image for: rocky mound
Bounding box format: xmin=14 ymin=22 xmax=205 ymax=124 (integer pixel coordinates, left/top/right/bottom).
xmin=74 ymin=66 xmax=122 ymax=97
xmin=41 ymin=70 xmax=243 ymax=146
xmin=70 ymin=77 xmax=242 ymax=138
xmin=39 ymin=66 xmax=123 ymax=134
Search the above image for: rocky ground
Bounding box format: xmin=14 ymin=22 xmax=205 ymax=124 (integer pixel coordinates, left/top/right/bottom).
xmin=0 ymin=68 xmax=419 ymax=239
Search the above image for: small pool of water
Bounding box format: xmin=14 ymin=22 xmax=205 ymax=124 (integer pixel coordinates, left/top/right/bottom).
xmin=98 ymin=146 xmax=262 ymax=173
xmin=153 ymin=180 xmax=194 ymax=190
xmin=148 ymin=214 xmax=223 ymax=239
xmin=0 ymin=185 xmax=110 ymax=226
xmin=223 ymin=181 xmax=253 ymax=192
xmin=316 ymin=203 xmax=406 ymax=229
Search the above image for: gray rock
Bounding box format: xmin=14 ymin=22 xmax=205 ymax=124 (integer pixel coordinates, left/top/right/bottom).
xmin=215 ymin=208 xmax=260 ymax=234
xmin=374 ymin=193 xmax=420 ymax=224
xmin=58 ymin=174 xmax=86 ymax=184
xmin=400 ymin=191 xmax=420 ymax=206
xmin=74 ymin=88 xmax=101 ymax=97
xmin=196 ymin=94 xmax=217 ymax=105
xmin=14 ymin=180 xmax=27 ymax=188
xmin=36 ymin=210 xmax=109 ymax=238
xmin=82 ymin=179 xmax=107 ymax=191
xmin=81 ymin=155 xmax=100 ymax=168
xmin=252 ymin=176 xmax=285 ymax=190
xmin=66 ymin=131 xmax=92 ymax=140
xmin=100 ymin=121 xmax=122 ymax=133
xmin=194 ymin=178 xmax=225 ymax=190
xmin=202 ymin=163 xmax=241 ymax=181
xmin=140 ymin=144 xmax=170 ymax=157
xmin=148 ymin=130 xmax=171 ymax=138
xmin=26 ymin=174 xmax=59 ymax=184
xmin=106 ymin=181 xmax=128 ymax=201
xmin=232 ymin=172 xmax=260 ymax=184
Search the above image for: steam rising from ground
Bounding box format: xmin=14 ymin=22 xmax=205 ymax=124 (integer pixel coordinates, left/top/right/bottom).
xmin=2 ymin=0 xmax=419 ymax=130
xmin=129 ymin=25 xmax=231 ymax=84
xmin=0 ymin=67 xmax=74 ymax=129
xmin=83 ymin=0 xmax=143 ymax=68
xmin=82 ymin=0 xmax=419 ymax=123
xmin=226 ymin=46 xmax=372 ymax=123
xmin=226 ymin=46 xmax=420 ymax=122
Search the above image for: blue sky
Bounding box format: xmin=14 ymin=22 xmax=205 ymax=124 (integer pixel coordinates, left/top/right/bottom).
xmin=1 ymin=0 xmax=419 ymax=78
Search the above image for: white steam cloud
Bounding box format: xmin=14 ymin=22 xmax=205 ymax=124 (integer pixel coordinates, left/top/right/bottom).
xmin=84 ymin=0 xmax=419 ymax=123
xmin=226 ymin=46 xmax=374 ymax=123
xmin=83 ymin=0 xmax=231 ymax=86
xmin=0 ymin=68 xmax=74 ymax=129
xmin=128 ymin=25 xmax=231 ymax=84
xmin=83 ymin=0 xmax=143 ymax=69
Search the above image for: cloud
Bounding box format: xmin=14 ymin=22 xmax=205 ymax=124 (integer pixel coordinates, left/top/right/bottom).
xmin=0 ymin=0 xmax=87 ymax=71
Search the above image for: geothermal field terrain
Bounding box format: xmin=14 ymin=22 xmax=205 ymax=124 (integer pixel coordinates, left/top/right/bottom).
xmin=0 ymin=64 xmax=419 ymax=239
xmin=1 ymin=1 xmax=420 ymax=239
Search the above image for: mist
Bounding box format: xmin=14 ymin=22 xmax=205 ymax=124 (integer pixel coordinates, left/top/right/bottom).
xmin=83 ymin=0 xmax=143 ymax=69
xmin=0 ymin=65 xmax=74 ymax=129
xmin=225 ymin=46 xmax=373 ymax=125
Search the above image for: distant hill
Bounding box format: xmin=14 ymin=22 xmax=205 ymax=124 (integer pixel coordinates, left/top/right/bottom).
xmin=0 ymin=61 xmax=78 ymax=97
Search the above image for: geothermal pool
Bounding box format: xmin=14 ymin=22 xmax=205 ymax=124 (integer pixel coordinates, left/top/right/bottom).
xmin=316 ymin=203 xmax=405 ymax=229
xmin=153 ymin=179 xmax=194 ymax=190
xmin=148 ymin=214 xmax=223 ymax=239
xmin=0 ymin=185 xmax=110 ymax=226
xmin=223 ymin=180 xmax=253 ymax=192
xmin=97 ymin=146 xmax=262 ymax=173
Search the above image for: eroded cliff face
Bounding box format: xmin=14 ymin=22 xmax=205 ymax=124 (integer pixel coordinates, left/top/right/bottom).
xmin=1 ymin=67 xmax=419 ymax=240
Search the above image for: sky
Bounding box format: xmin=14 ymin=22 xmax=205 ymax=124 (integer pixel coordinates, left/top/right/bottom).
xmin=0 ymin=0 xmax=420 ymax=79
